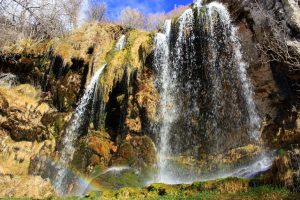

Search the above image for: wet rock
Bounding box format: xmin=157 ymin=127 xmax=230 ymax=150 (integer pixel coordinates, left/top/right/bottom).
xmin=135 ymin=68 xmax=159 ymax=123
xmin=41 ymin=111 xmax=71 ymax=138
xmin=287 ymin=40 xmax=300 ymax=56
xmin=263 ymin=148 xmax=300 ymax=192
xmin=51 ymin=72 xmax=83 ymax=112
xmin=86 ymin=131 xmax=115 ymax=170
xmin=231 ymin=0 xmax=300 ymax=152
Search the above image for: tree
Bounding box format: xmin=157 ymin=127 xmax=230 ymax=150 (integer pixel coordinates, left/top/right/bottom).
xmin=146 ymin=13 xmax=167 ymax=31
xmin=0 ymin=0 xmax=84 ymax=42
xmin=119 ymin=7 xmax=145 ymax=29
xmin=145 ymin=5 xmax=190 ymax=31
xmin=86 ymin=0 xmax=106 ymax=22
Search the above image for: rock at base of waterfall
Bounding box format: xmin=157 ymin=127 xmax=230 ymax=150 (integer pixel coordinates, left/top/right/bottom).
xmin=111 ymin=134 xmax=156 ymax=168
xmin=261 ymin=110 xmax=300 ymax=148
xmin=86 ymin=131 xmax=116 ymax=171
xmin=166 ymin=144 xmax=263 ymax=177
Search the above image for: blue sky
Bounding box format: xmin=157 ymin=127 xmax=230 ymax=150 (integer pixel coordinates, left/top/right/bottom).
xmin=102 ymin=0 xmax=193 ymax=19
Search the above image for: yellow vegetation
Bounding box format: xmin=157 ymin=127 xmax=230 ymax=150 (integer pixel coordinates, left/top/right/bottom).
xmin=100 ymin=29 xmax=152 ymax=103
xmin=203 ymin=177 xmax=249 ymax=193
xmin=1 ymin=22 xmax=154 ymax=107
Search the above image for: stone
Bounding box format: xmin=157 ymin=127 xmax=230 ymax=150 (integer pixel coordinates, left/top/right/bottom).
xmin=87 ymin=134 xmax=112 ymax=169
xmin=287 ymin=40 xmax=300 ymax=57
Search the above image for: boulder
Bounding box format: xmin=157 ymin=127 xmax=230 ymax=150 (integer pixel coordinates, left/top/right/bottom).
xmin=86 ymin=131 xmax=115 ymax=170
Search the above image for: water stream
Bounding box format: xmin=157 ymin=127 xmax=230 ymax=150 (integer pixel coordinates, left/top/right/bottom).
xmin=115 ymin=35 xmax=126 ymax=50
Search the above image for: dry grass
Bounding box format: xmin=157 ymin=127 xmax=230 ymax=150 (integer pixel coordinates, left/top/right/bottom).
xmin=1 ymin=22 xmax=153 ymax=106
xmin=1 ymin=22 xmax=124 ymax=67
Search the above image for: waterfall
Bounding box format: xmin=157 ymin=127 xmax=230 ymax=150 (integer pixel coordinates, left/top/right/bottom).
xmin=153 ymin=1 xmax=264 ymax=184
xmin=206 ymin=2 xmax=261 ymax=140
xmin=54 ymin=64 xmax=106 ymax=195
xmin=154 ymin=20 xmax=177 ymax=183
xmin=115 ymin=35 xmax=126 ymax=50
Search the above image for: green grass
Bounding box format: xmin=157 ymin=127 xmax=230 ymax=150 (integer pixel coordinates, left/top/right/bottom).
xmin=149 ymin=186 xmax=293 ymax=200
xmin=2 ymin=180 xmax=299 ymax=200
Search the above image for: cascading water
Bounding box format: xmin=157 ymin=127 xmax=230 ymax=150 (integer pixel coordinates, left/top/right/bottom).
xmin=153 ymin=0 xmax=268 ymax=184
xmin=115 ymin=35 xmax=126 ymax=50
xmin=153 ymin=20 xmax=177 ymax=183
xmin=206 ymin=2 xmax=261 ymax=140
xmin=54 ymin=64 xmax=106 ymax=195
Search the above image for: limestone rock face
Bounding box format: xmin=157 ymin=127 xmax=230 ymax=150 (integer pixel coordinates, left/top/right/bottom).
xmin=0 ymin=128 xmax=55 ymax=198
xmin=0 ymin=83 xmax=56 ymax=197
xmin=0 ymin=130 xmax=55 ymax=176
xmin=50 ymin=71 xmax=83 ymax=112
xmin=0 ymin=175 xmax=56 ymax=198
xmin=0 ymin=85 xmax=52 ymax=141
xmin=222 ymin=0 xmax=300 ymax=152
xmin=124 ymin=68 xmax=159 ymax=134
xmin=237 ymin=22 xmax=280 ymax=121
